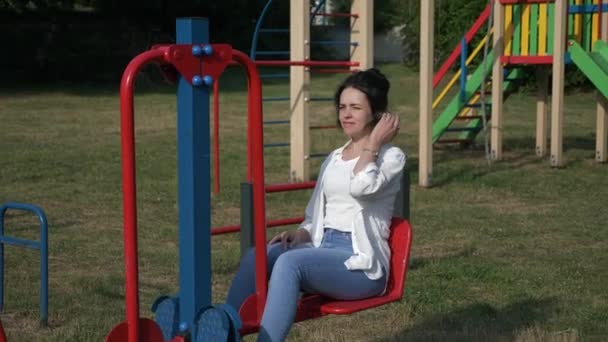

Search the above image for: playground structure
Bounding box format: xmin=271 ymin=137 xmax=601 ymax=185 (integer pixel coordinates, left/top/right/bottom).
xmin=211 ymin=0 xmax=374 ymax=190
xmin=419 ymin=0 xmax=608 ymax=187
xmin=106 ymin=17 xmax=413 ymax=342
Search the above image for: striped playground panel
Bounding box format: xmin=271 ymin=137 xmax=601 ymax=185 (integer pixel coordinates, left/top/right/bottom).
xmin=501 ymin=0 xmax=607 ymax=64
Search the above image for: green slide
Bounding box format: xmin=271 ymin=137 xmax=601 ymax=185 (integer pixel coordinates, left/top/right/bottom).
xmin=569 ymin=39 xmax=608 ymax=99
xmin=432 ymin=50 xmax=523 ymax=143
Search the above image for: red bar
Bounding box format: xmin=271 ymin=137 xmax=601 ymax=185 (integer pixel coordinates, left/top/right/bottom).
xmin=211 ymin=217 xmax=305 ymax=236
xmin=310 ymin=68 xmax=356 ymax=74
xmin=500 ymin=55 xmax=554 ymax=64
xmin=310 ymin=125 xmax=338 ymax=130
xmin=500 ymin=0 xmax=555 ymax=4
xmin=254 ymin=60 xmax=359 ymax=67
xmin=313 ymin=12 xmax=359 ymax=18
xmin=265 ymin=181 xmax=316 ymax=193
xmin=211 ymin=224 xmax=241 ymax=235
xmin=213 ymin=78 xmax=220 ymax=195
xmin=119 ymin=48 xmax=166 ymax=342
xmin=232 ymin=50 xmax=268 ymax=320
xmin=433 ymin=3 xmax=492 ymax=88
xmin=453 ymin=115 xmax=487 ymax=120
xmin=267 ymin=217 xmax=304 ymax=227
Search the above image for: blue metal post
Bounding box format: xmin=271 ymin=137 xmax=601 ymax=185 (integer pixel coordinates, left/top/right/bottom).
xmin=459 ymin=38 xmax=468 ymax=105
xmin=176 ymin=18 xmax=211 ymax=337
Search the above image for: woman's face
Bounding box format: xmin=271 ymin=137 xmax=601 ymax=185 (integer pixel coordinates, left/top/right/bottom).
xmin=338 ymin=87 xmax=374 ymax=140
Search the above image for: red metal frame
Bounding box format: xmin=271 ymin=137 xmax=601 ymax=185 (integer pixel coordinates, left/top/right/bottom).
xmin=501 ymin=55 xmax=554 ymax=64
xmin=231 ymin=50 xmax=268 ymax=322
xmin=310 ymin=124 xmax=338 ymax=129
xmin=211 ymin=217 xmax=305 ymax=235
xmin=309 ymin=68 xmax=356 ymax=74
xmin=111 ymin=44 xmax=254 ymax=342
xmin=118 ymin=48 xmax=166 ymax=342
xmin=500 ymin=0 xmax=555 ymax=4
xmin=213 ymin=79 xmax=220 ymax=194
xmin=265 ymin=181 xmax=316 ymax=193
xmin=254 ymin=60 xmax=359 ymax=67
xmin=0 ymin=319 xmax=6 ymax=342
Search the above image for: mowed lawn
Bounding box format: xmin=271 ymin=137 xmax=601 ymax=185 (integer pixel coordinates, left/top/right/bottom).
xmin=0 ymin=64 xmax=606 ymax=341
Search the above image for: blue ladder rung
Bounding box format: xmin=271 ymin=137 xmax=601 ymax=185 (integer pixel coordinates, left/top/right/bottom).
xmin=309 ymin=97 xmax=333 ymax=102
xmin=445 ymin=127 xmax=479 ymax=132
xmin=263 ymin=96 xmax=290 ymax=102
xmin=0 ymin=236 xmax=41 ymax=249
xmin=309 ymin=40 xmax=359 ymax=47
xmin=568 ymin=3 xmax=608 ymax=14
xmin=264 ymin=120 xmax=290 ymax=125
xmin=264 ymin=142 xmax=290 ymax=148
xmin=259 ymin=28 xmax=289 ymax=33
xmin=261 ymin=74 xmax=289 ymax=80
xmin=256 ymin=51 xmax=290 ymax=56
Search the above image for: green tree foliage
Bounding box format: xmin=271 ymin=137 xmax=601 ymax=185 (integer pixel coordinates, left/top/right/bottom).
xmin=331 ymin=0 xmax=406 ymax=33
xmin=0 ymin=0 xmax=74 ymax=12
xmin=398 ymin=0 xmax=489 ymax=67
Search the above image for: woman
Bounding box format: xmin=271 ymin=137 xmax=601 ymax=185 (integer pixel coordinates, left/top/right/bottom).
xmin=227 ymin=68 xmax=406 ymax=341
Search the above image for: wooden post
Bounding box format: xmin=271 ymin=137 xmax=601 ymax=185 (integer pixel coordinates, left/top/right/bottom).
xmin=351 ymin=0 xmax=373 ymax=70
xmin=492 ymin=0 xmax=505 ymax=160
xmin=551 ymin=0 xmax=567 ymax=167
xmin=419 ymin=0 xmax=434 ymax=187
xmin=596 ymin=0 xmax=608 ymax=162
xmin=536 ymin=66 xmax=549 ymax=156
xmin=290 ymin=0 xmax=310 ymax=181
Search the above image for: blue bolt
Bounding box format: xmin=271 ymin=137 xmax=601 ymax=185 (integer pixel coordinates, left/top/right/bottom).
xmin=179 ymin=321 xmax=189 ymax=332
xmin=192 ymin=75 xmax=203 ymax=86
xmin=203 ymin=75 xmax=214 ymax=86
xmin=202 ymin=44 xmax=214 ymax=56
xmin=192 ymin=45 xmax=203 ymax=56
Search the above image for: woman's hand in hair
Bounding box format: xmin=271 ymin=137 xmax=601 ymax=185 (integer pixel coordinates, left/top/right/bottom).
xmin=369 ymin=112 xmax=400 ymax=149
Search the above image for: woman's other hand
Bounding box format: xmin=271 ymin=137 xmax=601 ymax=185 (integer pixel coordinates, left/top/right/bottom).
xmin=269 ymin=229 xmax=312 ymax=248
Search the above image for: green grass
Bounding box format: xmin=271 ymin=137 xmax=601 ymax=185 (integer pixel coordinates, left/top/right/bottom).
xmin=0 ymin=64 xmax=607 ymax=341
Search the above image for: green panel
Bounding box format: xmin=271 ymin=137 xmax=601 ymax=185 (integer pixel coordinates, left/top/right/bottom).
xmin=548 ymin=3 xmax=555 ymax=54
xmin=530 ymin=4 xmax=539 ymax=55
xmin=594 ymin=40 xmax=608 ymax=60
xmin=457 ymin=68 xmax=526 ymax=142
xmin=512 ymin=5 xmax=522 ymax=55
xmin=432 ymin=50 xmax=495 ymax=143
xmin=583 ymin=0 xmax=592 ymax=51
xmin=569 ymin=40 xmax=608 ymax=99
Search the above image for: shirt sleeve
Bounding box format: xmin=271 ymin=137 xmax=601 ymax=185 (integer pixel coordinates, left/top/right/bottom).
xmin=349 ymin=146 xmax=406 ymax=198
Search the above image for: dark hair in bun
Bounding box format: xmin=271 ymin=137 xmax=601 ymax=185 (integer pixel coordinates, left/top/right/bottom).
xmin=334 ymin=68 xmax=390 ymax=127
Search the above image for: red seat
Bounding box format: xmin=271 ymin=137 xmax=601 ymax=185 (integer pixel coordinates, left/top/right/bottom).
xmin=239 ymin=217 xmax=413 ymax=334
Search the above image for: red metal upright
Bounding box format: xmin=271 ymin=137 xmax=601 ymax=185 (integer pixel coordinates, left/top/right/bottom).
xmin=231 ymin=50 xmax=268 ymax=321
xmin=119 ymin=48 xmax=166 ymax=342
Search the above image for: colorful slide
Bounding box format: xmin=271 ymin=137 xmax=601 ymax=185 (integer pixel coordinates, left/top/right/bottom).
xmin=569 ymin=39 xmax=608 ymax=100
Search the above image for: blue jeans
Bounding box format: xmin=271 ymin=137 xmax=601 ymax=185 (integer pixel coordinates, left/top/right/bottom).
xmin=226 ymin=228 xmax=386 ymax=342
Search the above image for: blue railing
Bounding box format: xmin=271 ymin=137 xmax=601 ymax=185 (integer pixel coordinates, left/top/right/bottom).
xmin=0 ymin=202 xmax=49 ymax=326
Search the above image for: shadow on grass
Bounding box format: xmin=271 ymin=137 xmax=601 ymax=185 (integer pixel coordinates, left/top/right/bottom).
xmin=409 ymin=247 xmax=477 ymax=271
xmin=378 ymin=297 xmax=558 ymax=342
xmin=416 ymin=133 xmax=600 ymax=187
